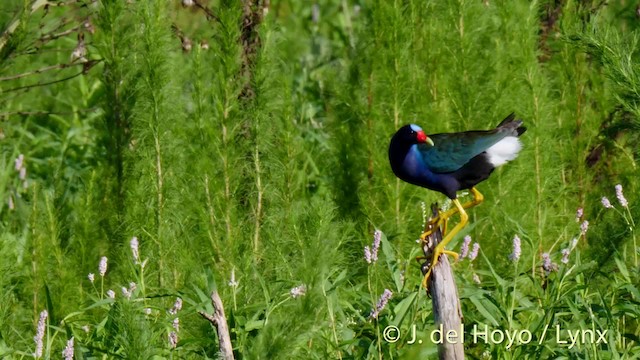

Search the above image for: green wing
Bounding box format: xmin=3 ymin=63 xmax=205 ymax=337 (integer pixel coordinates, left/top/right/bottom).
xmin=418 ymin=129 xmax=507 ymax=173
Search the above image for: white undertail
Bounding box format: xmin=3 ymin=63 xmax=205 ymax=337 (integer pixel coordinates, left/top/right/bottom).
xmin=486 ymin=136 xmax=522 ymax=167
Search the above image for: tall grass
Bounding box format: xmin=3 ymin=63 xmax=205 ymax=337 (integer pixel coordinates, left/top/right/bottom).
xmin=0 ymin=0 xmax=638 ymax=358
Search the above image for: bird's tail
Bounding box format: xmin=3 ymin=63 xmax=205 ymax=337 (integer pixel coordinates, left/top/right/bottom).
xmin=496 ymin=113 xmax=526 ymax=136
xmin=487 ymin=113 xmax=525 ymax=167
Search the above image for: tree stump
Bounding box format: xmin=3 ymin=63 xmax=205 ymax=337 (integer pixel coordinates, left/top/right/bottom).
xmin=199 ymin=290 xmax=235 ymax=360
xmin=422 ymin=203 xmax=465 ymax=360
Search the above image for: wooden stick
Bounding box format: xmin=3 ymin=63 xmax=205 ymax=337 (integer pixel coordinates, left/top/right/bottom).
xmin=199 ymin=290 xmax=235 ymax=360
xmin=422 ymin=203 xmax=465 ymax=360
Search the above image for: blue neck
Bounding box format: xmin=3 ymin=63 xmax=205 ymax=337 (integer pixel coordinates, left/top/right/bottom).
xmin=393 ymin=145 xmax=457 ymax=198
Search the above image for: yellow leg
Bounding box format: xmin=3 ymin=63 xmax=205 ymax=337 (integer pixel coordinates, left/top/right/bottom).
xmin=419 ymin=187 xmax=484 ymax=241
xmin=421 ymin=198 xmax=469 ymax=288
xmin=438 ymin=187 xmax=483 ymax=229
xmin=442 ymin=216 xmax=449 ymax=238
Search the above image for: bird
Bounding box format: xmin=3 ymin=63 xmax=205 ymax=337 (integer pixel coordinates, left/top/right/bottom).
xmin=388 ymin=113 xmax=526 ymax=288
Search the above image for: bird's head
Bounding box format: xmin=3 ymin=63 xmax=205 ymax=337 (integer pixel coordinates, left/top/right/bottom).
xmin=388 ymin=123 xmax=435 ymax=177
xmin=394 ymin=124 xmax=435 ymax=147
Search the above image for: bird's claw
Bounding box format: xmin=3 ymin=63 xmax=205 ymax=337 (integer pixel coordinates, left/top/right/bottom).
xmin=420 ymin=217 xmax=443 ymax=242
xmin=420 ymin=248 xmax=460 ymax=289
xmin=419 ymin=197 xmax=474 ymax=288
xmin=419 ymin=229 xmax=434 ymax=243
xmin=443 ymin=249 xmax=459 ymax=261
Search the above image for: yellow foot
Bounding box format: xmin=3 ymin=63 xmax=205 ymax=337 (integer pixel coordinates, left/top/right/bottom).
xmin=419 ymin=227 xmax=437 ymax=242
xmin=422 ymin=187 xmax=484 ymax=240
xmin=418 ymin=191 xmax=482 ymax=288
xmin=420 ymin=216 xmax=447 ymax=242
xmin=420 ymin=249 xmax=460 ymax=288
xmin=420 ymin=198 xmax=469 ymax=289
xmin=443 ymin=249 xmax=459 ymax=261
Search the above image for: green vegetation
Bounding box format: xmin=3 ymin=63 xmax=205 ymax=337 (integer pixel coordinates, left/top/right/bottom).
xmin=0 ymin=0 xmax=639 ymax=358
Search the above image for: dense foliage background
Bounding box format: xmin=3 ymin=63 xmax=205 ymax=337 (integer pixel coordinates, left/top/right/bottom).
xmin=1 ymin=0 xmax=639 ymax=358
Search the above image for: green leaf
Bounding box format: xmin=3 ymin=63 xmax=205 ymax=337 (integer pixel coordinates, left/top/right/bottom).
xmin=391 ymin=291 xmax=417 ymax=327
xmin=469 ymin=295 xmax=500 ymax=327
xmin=615 ymin=257 xmax=631 ymax=283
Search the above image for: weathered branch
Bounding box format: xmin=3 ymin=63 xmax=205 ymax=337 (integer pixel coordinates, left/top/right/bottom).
xmin=1 ymin=59 xmax=100 ymax=93
xmin=199 ymin=290 xmax=234 ymax=360
xmin=422 ymin=204 xmax=465 ymax=360
xmin=0 ymin=61 xmax=85 ymax=82
xmin=192 ymin=0 xmax=221 ymax=23
xmin=0 ymin=107 xmax=99 ymax=120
